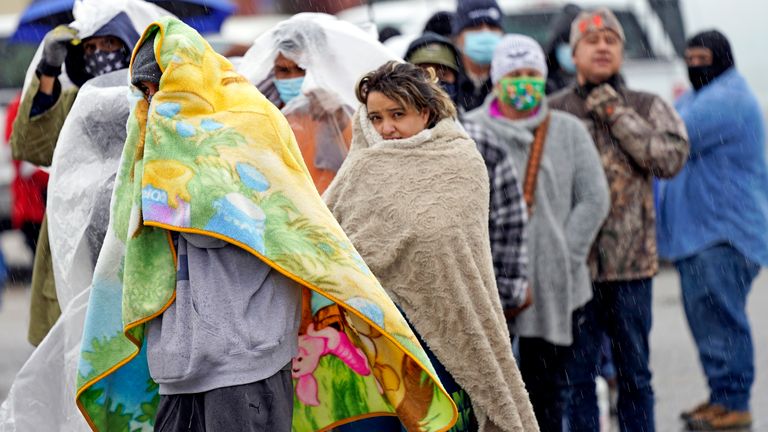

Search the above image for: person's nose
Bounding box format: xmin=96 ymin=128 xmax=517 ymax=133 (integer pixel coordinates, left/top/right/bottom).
xmin=381 ymin=120 xmax=397 ymax=137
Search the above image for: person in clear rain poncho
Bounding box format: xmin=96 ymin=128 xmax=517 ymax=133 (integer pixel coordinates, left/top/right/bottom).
xmin=8 ymin=0 xmax=171 ymax=347
xmin=0 ymin=1 xmax=172 ymax=431
xmin=237 ymin=13 xmax=398 ymax=194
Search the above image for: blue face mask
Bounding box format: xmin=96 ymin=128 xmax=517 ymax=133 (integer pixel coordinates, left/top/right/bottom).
xmin=274 ymin=77 xmax=305 ymax=104
xmin=463 ymin=31 xmax=502 ymax=66
xmin=555 ymin=43 xmax=576 ymax=74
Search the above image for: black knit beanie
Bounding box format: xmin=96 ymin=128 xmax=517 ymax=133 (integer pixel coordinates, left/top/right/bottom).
xmin=130 ymin=31 xmax=162 ymax=88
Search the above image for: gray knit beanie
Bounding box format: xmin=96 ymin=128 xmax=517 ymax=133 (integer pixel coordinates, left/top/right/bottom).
xmin=130 ymin=31 xmax=162 ymax=88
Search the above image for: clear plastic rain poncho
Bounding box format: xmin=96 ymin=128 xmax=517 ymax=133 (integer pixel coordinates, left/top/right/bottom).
xmin=237 ymin=13 xmax=399 ymax=193
xmin=0 ymin=72 xmax=130 ymax=432
xmin=21 ymin=0 xmax=171 ymax=97
xmin=0 ymin=1 xmax=172 ymax=430
xmin=47 ymin=70 xmax=132 ymax=318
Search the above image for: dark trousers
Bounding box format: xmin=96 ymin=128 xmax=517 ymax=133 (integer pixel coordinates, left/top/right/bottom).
xmin=519 ymin=337 xmax=569 ymax=432
xmin=676 ymin=244 xmax=759 ymax=411
xmin=518 ymin=307 xmax=593 ymax=432
xmin=565 ymin=279 xmax=655 ymax=432
xmin=154 ymin=369 xmax=293 ymax=432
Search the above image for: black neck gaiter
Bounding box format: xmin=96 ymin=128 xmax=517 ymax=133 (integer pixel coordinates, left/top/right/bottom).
xmin=577 ymin=74 xmax=623 ymax=98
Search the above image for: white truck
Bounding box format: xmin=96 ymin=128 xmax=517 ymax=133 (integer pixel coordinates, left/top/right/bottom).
xmin=337 ymin=0 xmax=689 ymax=102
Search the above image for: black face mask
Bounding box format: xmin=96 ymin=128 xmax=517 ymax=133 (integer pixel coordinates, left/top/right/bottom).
xmin=688 ymin=65 xmax=722 ymax=91
xmin=440 ymin=81 xmax=459 ymax=103
xmin=685 ymin=30 xmax=735 ymax=91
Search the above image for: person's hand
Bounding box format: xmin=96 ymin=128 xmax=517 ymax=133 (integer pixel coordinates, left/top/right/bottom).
xmin=586 ymin=83 xmax=623 ymax=122
xmin=306 ymin=88 xmax=344 ymax=120
xmin=504 ymin=284 xmax=533 ymax=320
xmin=39 ymin=25 xmax=79 ymax=77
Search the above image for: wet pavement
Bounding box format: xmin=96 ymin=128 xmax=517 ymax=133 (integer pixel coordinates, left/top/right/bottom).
xmin=0 ymin=261 xmax=765 ymax=431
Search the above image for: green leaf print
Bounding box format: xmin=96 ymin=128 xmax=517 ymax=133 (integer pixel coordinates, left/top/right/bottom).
xmin=78 ymin=386 xmax=134 ymax=432
xmin=135 ymin=379 xmax=160 ymax=425
xmin=257 ymin=192 xmax=358 ymax=288
xmin=80 ymin=332 xmax=134 ymax=383
xmin=104 ymin=401 xmax=134 ymax=432
xmin=158 ymin=27 xmax=206 ymax=67
xmin=186 ymin=162 xmax=240 ymax=226
xmin=419 ymin=385 xmax=464 ymax=432
xmin=448 ymin=390 xmax=473 ymax=432
xmin=149 ymin=117 xmax=244 ymax=168
xmin=291 ymin=355 xmax=392 ymax=432
xmin=112 ymin=114 xmax=142 ymax=242
xmin=78 ymin=386 xmax=104 ymax=415
xmin=175 ymin=43 xmax=204 ymax=65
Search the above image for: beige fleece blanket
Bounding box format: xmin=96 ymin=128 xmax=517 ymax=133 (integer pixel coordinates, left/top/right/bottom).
xmin=324 ymin=108 xmax=539 ymax=432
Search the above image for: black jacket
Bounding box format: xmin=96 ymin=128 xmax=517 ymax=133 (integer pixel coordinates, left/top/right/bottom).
xmin=457 ymin=74 xmax=492 ymax=112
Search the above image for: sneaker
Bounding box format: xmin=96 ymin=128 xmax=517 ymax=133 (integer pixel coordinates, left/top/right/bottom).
xmin=681 ymin=402 xmax=722 ymax=421
xmin=687 ymin=409 xmax=752 ymax=431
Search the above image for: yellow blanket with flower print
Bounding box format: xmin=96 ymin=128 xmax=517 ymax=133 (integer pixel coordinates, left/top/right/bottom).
xmin=75 ymin=17 xmax=457 ymax=432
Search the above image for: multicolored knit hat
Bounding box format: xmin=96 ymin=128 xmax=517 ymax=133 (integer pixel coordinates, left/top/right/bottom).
xmin=570 ymin=8 xmax=625 ymax=51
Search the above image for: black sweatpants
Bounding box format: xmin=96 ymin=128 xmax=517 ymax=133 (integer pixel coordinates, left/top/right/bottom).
xmin=154 ymin=369 xmax=293 ymax=432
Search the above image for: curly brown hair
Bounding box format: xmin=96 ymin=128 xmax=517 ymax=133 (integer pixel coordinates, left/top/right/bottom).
xmin=356 ymin=61 xmax=456 ymax=128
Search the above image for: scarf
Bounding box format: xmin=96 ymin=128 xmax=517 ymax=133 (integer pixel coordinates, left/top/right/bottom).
xmin=75 ymin=17 xmax=457 ymax=432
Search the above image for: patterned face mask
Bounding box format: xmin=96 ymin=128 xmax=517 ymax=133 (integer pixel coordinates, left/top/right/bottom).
xmin=84 ymin=48 xmax=129 ymax=77
xmin=496 ymin=76 xmax=546 ymax=112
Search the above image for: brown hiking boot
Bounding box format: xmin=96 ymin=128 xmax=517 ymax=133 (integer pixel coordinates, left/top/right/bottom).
xmin=681 ymin=402 xmax=723 ymax=421
xmin=687 ymin=409 xmax=752 ymax=431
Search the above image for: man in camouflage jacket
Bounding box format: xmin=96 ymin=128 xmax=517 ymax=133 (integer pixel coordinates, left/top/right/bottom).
xmin=549 ymin=8 xmax=688 ymax=431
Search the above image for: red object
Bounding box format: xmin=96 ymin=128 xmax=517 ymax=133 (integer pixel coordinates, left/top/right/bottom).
xmin=5 ymin=93 xmax=49 ymax=228
xmin=578 ymin=19 xmax=589 ymax=34
xmin=593 ymin=15 xmax=604 ymax=28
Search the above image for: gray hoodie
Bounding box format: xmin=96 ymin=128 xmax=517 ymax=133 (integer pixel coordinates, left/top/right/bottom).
xmin=464 ymin=98 xmax=610 ymax=345
xmin=147 ymin=233 xmax=301 ymax=395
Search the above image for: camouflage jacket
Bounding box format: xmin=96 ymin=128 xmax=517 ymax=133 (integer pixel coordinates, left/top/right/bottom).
xmin=550 ymin=82 xmax=689 ymax=282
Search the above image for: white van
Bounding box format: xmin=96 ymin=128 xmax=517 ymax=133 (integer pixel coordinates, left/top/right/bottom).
xmin=337 ymin=0 xmax=689 ymax=102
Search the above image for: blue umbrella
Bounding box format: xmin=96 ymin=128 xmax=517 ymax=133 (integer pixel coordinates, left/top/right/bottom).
xmin=151 ymin=0 xmax=236 ymax=34
xmin=11 ymin=0 xmax=74 ymax=43
xmin=12 ymin=0 xmax=236 ymax=43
